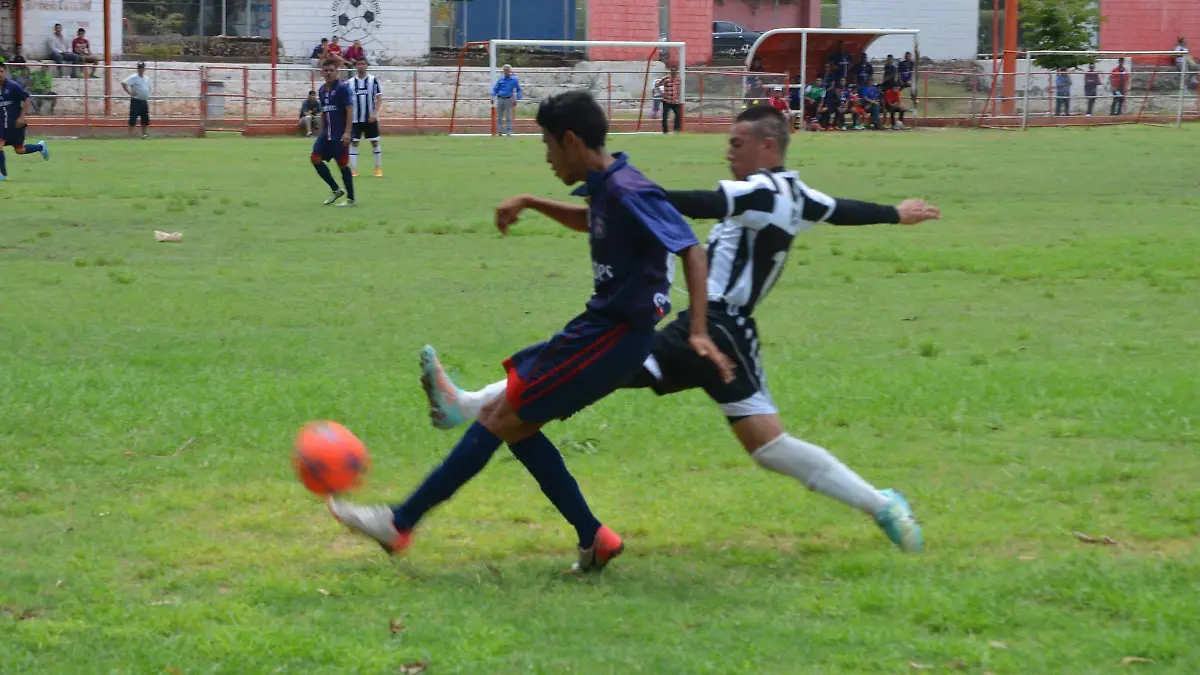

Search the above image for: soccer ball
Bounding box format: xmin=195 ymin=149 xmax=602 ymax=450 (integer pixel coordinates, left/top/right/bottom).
xmin=293 ymin=420 xmax=370 ymax=495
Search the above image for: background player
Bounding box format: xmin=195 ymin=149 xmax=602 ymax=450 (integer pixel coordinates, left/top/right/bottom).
xmin=348 ymin=57 xmax=383 ymax=178
xmin=326 ymin=91 xmax=734 ymax=572
xmin=421 ymin=106 xmax=940 ymax=553
xmin=311 ymin=59 xmax=356 ymax=206
xmin=0 ymin=63 xmax=50 ymax=181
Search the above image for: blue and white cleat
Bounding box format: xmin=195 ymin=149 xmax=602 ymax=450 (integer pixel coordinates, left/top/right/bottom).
xmin=420 ymin=345 xmax=466 ymax=430
xmin=875 ymin=489 xmax=923 ymax=552
xmin=39 ymin=141 xmax=49 ymax=161
xmin=0 ymin=174 xmax=6 ymax=182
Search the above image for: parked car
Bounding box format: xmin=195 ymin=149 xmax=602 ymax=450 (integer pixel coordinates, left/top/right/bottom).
xmin=712 ymin=21 xmax=762 ymax=55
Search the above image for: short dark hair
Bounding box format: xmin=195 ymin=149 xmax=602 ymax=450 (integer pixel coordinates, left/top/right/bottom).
xmin=355 ymin=56 xmax=367 ymax=64
xmin=321 ymin=37 xmax=329 ymax=43
xmin=321 ymin=58 xmax=339 ymax=69
xmin=78 ymin=28 xmax=86 ymax=34
xmin=536 ymin=90 xmax=607 ymax=149
xmin=308 ymin=89 xmax=317 ymax=95
xmin=735 ymin=105 xmax=790 ymax=155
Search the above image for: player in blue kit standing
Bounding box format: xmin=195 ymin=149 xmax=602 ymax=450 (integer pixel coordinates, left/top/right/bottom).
xmin=311 ymin=59 xmax=356 ymax=206
xmin=0 ymin=63 xmax=50 ymax=182
xmin=327 ymin=90 xmax=734 ymax=571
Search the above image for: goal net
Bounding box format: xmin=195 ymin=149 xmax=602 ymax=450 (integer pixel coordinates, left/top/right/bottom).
xmin=976 ymin=50 xmax=1195 ymax=129
xmin=448 ymin=39 xmax=688 ymax=137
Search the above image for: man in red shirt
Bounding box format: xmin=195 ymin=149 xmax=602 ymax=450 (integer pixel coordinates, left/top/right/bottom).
xmin=1109 ymin=58 xmax=1129 ymax=115
xmin=72 ymin=28 xmax=99 ymax=78
xmin=326 ymin=37 xmax=345 ymax=70
xmin=767 ymin=85 xmax=795 ymax=129
xmin=883 ymin=84 xmax=910 ymax=129
xmin=343 ymin=40 xmax=366 ymax=65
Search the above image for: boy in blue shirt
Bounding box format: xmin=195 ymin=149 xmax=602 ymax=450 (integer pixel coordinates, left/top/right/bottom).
xmin=0 ymin=63 xmax=50 ymax=181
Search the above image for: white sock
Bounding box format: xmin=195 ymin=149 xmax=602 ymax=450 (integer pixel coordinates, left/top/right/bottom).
xmin=349 ymin=145 xmax=358 ymax=170
xmin=457 ymin=379 xmax=507 ymax=419
xmin=372 ymin=142 xmax=382 ymax=169
xmin=752 ymin=434 xmax=889 ymax=514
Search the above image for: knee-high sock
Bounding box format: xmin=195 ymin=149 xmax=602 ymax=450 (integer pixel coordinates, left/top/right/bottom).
xmin=349 ymin=143 xmax=359 ymax=171
xmin=390 ymin=422 xmax=502 ymax=530
xmin=752 ymin=434 xmax=889 ymax=514
xmin=508 ymin=432 xmax=602 ymax=548
xmin=313 ymin=162 xmax=339 ymax=191
xmin=339 ymin=164 xmax=355 ymax=200
xmin=372 ymin=141 xmax=382 ymax=169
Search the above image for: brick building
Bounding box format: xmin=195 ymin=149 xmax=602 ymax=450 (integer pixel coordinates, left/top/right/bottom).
xmin=1099 ymin=0 xmax=1199 ymax=60
xmin=589 ymin=0 xmax=712 ymax=63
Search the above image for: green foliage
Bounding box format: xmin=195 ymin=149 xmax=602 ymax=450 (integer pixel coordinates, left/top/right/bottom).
xmin=1020 ymin=0 xmax=1102 ymax=69
xmin=129 ymin=0 xmax=185 ymax=36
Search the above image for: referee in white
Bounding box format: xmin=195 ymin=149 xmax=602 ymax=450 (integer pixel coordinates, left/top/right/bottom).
xmin=348 ymin=56 xmax=383 ymax=177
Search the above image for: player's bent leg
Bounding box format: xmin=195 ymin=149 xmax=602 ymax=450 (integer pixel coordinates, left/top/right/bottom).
xmin=312 ymin=154 xmax=344 ymax=203
xmin=734 ymin=415 xmax=922 ymax=552
xmin=420 ymin=346 xmax=508 ymax=429
xmin=335 ymin=154 xmax=356 ymax=206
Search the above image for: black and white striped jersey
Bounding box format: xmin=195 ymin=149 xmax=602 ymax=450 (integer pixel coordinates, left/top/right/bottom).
xmin=350 ymin=75 xmax=382 ymax=123
xmin=702 ymin=169 xmax=836 ymax=315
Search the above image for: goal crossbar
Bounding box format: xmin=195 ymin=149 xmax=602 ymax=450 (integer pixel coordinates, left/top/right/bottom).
xmin=1019 ymin=50 xmax=1190 ymax=129
xmin=475 ymin=39 xmax=688 ymax=137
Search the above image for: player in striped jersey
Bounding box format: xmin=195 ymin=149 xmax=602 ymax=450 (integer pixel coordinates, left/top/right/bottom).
xmin=348 ymin=57 xmax=383 ymax=178
xmin=420 ymin=105 xmax=941 ymax=554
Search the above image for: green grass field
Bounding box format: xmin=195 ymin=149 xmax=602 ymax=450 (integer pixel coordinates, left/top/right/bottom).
xmin=2 ymin=127 xmax=1199 ymax=674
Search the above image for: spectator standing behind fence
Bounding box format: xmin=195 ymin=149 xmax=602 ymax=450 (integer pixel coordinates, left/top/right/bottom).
xmin=1083 ymin=64 xmax=1100 ymax=116
xmin=491 ymin=64 xmax=521 ymax=137
xmin=1054 ymin=69 xmax=1071 ymax=116
xmin=661 ymin=65 xmax=681 ymax=134
xmin=651 ymin=76 xmax=664 ymax=115
xmin=46 ymin=24 xmax=80 ymax=77
xmin=72 ymin=29 xmax=98 ymax=78
xmin=122 ymin=61 xmax=151 ymax=139
xmin=1110 ymin=59 xmax=1128 ymax=115
xmin=882 ymin=54 xmax=898 ymax=88
xmin=299 ymin=89 xmax=321 ymax=136
xmin=829 ymin=41 xmax=851 ymax=82
xmin=899 ymin=51 xmax=916 ymax=103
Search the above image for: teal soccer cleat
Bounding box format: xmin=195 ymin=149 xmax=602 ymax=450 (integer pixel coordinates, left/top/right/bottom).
xmin=420 ymin=346 xmax=467 ymax=430
xmin=874 ymin=489 xmax=924 ymax=552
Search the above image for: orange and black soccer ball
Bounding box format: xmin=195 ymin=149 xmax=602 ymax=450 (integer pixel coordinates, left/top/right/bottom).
xmin=293 ymin=421 xmax=370 ymax=495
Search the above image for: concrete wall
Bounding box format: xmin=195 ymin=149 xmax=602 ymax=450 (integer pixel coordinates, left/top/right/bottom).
xmin=23 ymin=0 xmax=124 ymax=58
xmin=281 ymin=0 xmax=428 ymax=64
xmin=841 ymin=0 xmax=977 ymax=60
xmin=1099 ymin=0 xmax=1199 ymax=60
xmin=713 ymin=0 xmax=819 ymax=33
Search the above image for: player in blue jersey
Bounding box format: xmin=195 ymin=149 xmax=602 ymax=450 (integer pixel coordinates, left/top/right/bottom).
xmin=327 ymin=90 xmax=734 ymax=571
xmin=311 ymin=59 xmax=356 ymax=206
xmin=0 ymin=63 xmax=50 ymax=182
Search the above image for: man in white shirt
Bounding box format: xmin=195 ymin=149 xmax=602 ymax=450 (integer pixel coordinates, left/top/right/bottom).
xmin=348 ymin=57 xmax=384 ymax=177
xmin=46 ymin=23 xmax=81 ymax=77
xmin=121 ymin=62 xmax=152 ymax=139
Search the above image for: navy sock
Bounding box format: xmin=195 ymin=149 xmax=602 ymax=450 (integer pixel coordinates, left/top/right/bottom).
xmin=339 ymin=164 xmax=355 ymax=200
xmin=509 ymin=432 xmax=602 ymax=548
xmin=23 ymin=142 xmax=44 ymax=154
xmin=313 ymin=162 xmax=339 ymax=191
xmin=0 ymin=150 xmax=7 ymax=176
xmin=391 ymin=422 xmax=502 ymax=531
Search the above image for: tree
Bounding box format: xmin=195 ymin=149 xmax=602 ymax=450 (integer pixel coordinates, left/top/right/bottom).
xmin=1020 ymin=0 xmax=1101 ymax=69
xmin=128 ymin=0 xmax=185 ymax=36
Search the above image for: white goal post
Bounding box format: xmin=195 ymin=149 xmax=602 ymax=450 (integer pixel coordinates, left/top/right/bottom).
xmin=1021 ymin=50 xmax=1191 ymax=130
xmin=471 ymin=39 xmax=688 ymax=137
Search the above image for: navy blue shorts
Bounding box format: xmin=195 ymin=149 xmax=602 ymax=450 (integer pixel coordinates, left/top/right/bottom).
xmin=311 ymin=137 xmax=348 ymax=165
xmin=1 ymin=127 xmax=27 ymax=148
xmin=503 ymin=311 xmax=654 ymax=425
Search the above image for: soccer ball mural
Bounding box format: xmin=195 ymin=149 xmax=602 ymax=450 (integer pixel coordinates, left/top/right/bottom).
xmin=331 ymin=0 xmax=383 ymax=52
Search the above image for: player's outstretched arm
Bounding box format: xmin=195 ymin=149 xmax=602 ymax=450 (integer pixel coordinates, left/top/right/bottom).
xmin=495 ymin=194 xmax=588 ymax=235
xmin=678 ymin=245 xmax=736 ymax=384
xmin=822 ymin=197 xmax=940 ymax=226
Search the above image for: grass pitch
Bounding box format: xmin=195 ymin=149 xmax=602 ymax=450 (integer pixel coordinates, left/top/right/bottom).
xmin=2 ymin=127 xmax=1199 ymax=674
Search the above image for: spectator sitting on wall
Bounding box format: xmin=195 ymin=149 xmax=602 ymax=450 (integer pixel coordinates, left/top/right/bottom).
xmin=882 ymin=54 xmax=898 ymax=88
xmin=829 ymin=40 xmax=851 ymax=82
xmin=1054 ymin=68 xmax=1071 ymax=116
xmin=73 ymin=29 xmax=99 ymax=78
xmin=311 ymin=38 xmax=329 ymax=64
xmin=883 ymin=83 xmax=909 ymax=129
xmin=858 ymin=76 xmax=882 ymax=130
xmin=46 ymin=23 xmax=81 ymax=77
xmin=327 ymin=37 xmax=345 ymax=69
xmin=29 ymin=65 xmax=57 ymax=115
xmin=299 ymin=89 xmax=321 ymax=136
xmin=1083 ymin=63 xmax=1101 ymax=117
xmin=853 ymin=51 xmax=873 ymax=85
xmin=343 ymin=40 xmax=366 ymax=65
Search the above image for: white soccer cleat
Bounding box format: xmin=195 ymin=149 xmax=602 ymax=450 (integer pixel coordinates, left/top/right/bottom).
xmin=323 ymin=188 xmax=345 ymax=206
xmin=335 ymin=199 xmax=357 ymax=207
xmin=327 ymin=498 xmax=412 ymax=554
